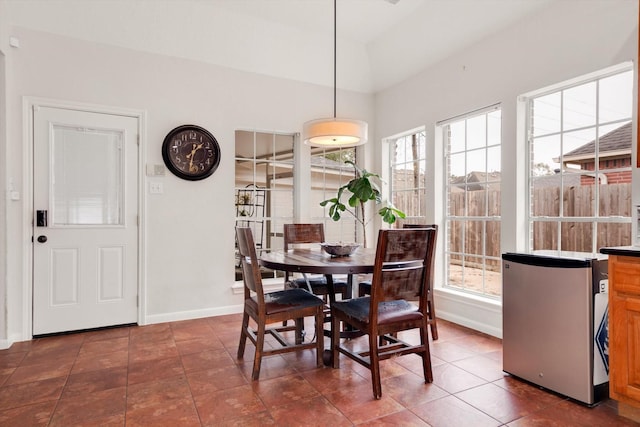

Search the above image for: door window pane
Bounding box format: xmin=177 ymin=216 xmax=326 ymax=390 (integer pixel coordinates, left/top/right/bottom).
xmin=52 ymin=126 xmax=123 ymax=226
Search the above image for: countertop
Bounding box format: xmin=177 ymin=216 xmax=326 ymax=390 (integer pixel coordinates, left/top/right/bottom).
xmin=600 ymin=246 xmax=640 ymax=257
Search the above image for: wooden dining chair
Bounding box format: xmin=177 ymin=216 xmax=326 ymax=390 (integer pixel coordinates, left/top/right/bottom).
xmin=283 ymin=223 xmax=350 ymax=301
xmin=357 ymin=224 xmax=438 ymax=340
xmin=331 ymin=227 xmax=437 ymax=399
xmin=236 ymin=227 xmax=324 ymax=380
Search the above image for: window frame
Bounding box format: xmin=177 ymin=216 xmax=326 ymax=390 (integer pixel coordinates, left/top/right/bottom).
xmin=524 ymin=64 xmax=634 ymax=254
xmin=387 ymin=127 xmax=428 ymax=225
xmin=310 ymin=146 xmax=359 ymax=243
xmin=441 ymin=104 xmax=502 ymax=299
xmin=234 ymin=129 xmax=296 ymax=259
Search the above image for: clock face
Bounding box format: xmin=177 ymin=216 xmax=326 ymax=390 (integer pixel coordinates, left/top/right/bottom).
xmin=162 ymin=125 xmax=221 ymax=181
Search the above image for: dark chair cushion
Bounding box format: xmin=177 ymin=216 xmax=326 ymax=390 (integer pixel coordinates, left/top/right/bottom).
xmin=256 ymin=288 xmax=323 ymax=315
xmin=287 ymin=276 xmax=349 ymax=295
xmin=332 ymin=297 xmax=421 ymax=325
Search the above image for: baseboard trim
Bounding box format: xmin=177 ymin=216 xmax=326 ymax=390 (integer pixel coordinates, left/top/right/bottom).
xmin=0 ymin=332 xmax=28 ymax=349
xmin=144 ymin=304 xmax=243 ymax=325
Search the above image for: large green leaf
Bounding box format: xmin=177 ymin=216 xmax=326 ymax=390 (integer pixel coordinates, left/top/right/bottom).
xmin=319 ymin=160 xmax=405 ymax=226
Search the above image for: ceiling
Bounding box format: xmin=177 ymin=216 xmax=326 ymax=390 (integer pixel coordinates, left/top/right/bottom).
xmin=4 ymin=0 xmax=558 ymax=93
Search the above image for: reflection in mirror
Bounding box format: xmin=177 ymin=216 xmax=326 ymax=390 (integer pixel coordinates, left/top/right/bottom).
xmin=234 ymin=130 xmax=295 ymax=280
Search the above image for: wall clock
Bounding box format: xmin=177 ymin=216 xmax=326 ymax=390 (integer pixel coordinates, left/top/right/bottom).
xmin=162 ymin=124 xmax=221 ymax=181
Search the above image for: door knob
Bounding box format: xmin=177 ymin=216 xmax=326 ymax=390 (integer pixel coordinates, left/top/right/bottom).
xmin=37 ymin=235 xmax=47 ymax=243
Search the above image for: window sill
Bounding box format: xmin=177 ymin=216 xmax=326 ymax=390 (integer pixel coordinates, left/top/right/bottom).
xmin=433 ymin=287 xmax=502 ymax=339
xmin=232 ymin=277 xmax=284 ymax=295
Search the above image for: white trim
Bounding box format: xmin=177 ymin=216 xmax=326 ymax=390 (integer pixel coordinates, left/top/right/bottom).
xmin=382 ymin=125 xmax=426 ymax=142
xmin=137 ymin=111 xmax=148 ymax=326
xmin=519 ymin=61 xmax=633 ymax=100
xmin=231 ymin=277 xmax=284 ymax=295
xmin=22 ymin=97 xmax=147 ymax=340
xmin=437 ymin=103 xmax=501 ymax=127
xmin=145 ymin=304 xmax=243 ymax=325
xmin=20 ymin=99 xmax=32 ymax=341
xmin=434 ymin=288 xmax=503 ymax=338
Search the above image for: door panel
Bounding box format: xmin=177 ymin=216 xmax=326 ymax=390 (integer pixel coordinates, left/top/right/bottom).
xmin=50 ymin=248 xmax=78 ymax=305
xmin=33 ymin=106 xmax=139 ymax=335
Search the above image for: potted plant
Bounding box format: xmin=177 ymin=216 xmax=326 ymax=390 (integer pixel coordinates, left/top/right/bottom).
xmin=320 ymin=161 xmax=405 ymax=248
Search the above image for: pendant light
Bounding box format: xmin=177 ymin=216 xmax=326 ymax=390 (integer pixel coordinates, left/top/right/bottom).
xmin=303 ymin=0 xmax=368 ymax=148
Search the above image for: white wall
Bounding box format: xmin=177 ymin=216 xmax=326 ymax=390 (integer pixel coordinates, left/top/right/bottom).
xmin=1 ymin=0 xmax=637 ymax=344
xmin=374 ymin=0 xmax=638 ymax=337
xmin=1 ymin=26 xmax=373 ymax=344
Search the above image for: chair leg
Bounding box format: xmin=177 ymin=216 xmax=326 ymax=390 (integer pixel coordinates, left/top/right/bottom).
xmin=315 ymin=308 xmax=324 ymax=368
xmin=369 ymin=332 xmax=382 ymax=399
xmin=331 ymin=314 xmax=341 ymax=369
xmin=237 ymin=311 xmax=250 ymax=359
xmin=252 ymin=321 xmax=266 ymax=381
xmin=294 ymin=317 xmax=304 ymax=344
xmin=428 ymin=295 xmax=438 ymax=340
xmin=420 ymin=324 xmax=434 ymax=383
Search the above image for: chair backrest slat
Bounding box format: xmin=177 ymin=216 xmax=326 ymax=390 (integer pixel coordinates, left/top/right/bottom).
xmin=283 ymin=223 xmax=325 ymax=283
xmin=370 ymin=228 xmax=437 ymax=306
xmin=236 ymin=227 xmax=264 ymax=299
xmin=283 ymin=223 xmax=325 ymax=251
xmin=403 ymin=224 xmax=438 ymax=296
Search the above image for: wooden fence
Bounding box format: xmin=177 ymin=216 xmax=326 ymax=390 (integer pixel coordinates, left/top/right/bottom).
xmin=396 ymin=183 xmax=632 ymax=271
xmin=531 ymin=183 xmax=632 ymax=251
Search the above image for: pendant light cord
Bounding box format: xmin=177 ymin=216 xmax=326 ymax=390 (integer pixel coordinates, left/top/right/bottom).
xmin=333 ymin=0 xmax=337 ymax=119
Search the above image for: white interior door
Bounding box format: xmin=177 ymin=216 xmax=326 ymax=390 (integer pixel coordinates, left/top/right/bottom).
xmin=32 ymin=106 xmax=139 ymax=335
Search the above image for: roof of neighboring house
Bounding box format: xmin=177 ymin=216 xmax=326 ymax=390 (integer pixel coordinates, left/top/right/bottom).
xmin=532 ymin=170 xmax=581 ymax=189
xmin=562 ymin=121 xmax=632 ymax=161
xmin=450 ymin=171 xmax=501 ymax=191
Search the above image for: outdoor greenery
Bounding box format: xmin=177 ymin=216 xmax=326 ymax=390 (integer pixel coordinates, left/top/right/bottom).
xmin=323 ymin=149 xmax=355 ymax=164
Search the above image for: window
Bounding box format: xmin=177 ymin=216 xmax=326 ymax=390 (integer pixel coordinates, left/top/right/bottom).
xmin=443 ymin=106 xmax=502 ymax=298
xmin=311 ymin=147 xmax=358 ymax=242
xmin=234 ymin=130 xmax=295 ymax=278
xmin=389 ymin=129 xmax=427 ymax=225
xmin=527 ymin=66 xmax=633 ymax=253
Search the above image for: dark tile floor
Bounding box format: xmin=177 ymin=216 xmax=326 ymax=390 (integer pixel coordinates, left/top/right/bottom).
xmin=0 ymin=314 xmax=637 ymax=426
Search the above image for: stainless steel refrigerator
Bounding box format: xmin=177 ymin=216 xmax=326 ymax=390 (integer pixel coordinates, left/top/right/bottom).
xmin=502 ymin=251 xmax=609 ymax=405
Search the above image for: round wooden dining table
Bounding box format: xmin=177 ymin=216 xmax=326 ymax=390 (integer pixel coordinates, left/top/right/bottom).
xmin=259 ymin=247 xmax=376 ymax=282
xmin=259 ymin=246 xmax=376 ymax=364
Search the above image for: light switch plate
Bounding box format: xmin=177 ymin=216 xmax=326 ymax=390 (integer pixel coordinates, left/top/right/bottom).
xmin=149 ymin=182 xmax=163 ymax=194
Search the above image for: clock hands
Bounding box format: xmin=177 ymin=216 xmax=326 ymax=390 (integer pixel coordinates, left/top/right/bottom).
xmin=187 ymin=142 xmax=205 ymax=172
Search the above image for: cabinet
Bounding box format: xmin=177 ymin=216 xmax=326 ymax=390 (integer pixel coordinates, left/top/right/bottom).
xmin=608 ymin=254 xmax=640 ymax=408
